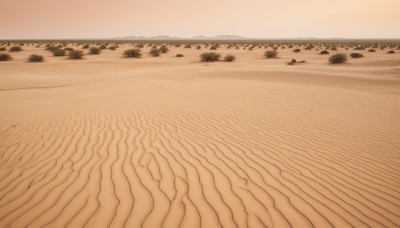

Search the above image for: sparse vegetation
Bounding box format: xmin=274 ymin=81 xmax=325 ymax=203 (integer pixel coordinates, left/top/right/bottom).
xmin=320 ymin=50 xmax=330 ymax=55
xmin=159 ymin=45 xmax=169 ymax=53
xmin=68 ymin=50 xmax=84 ymax=59
xmin=264 ymin=50 xmax=278 ymax=58
xmin=350 ymin=53 xmax=364 ymax=58
xmin=123 ymin=49 xmax=142 ymax=58
xmin=176 ymin=54 xmax=184 ymax=57
xmin=53 ymin=49 xmax=66 ymax=56
xmin=0 ymin=47 xmax=6 ymax=51
xmin=28 ymin=54 xmax=44 ymax=62
xmin=200 ymin=52 xmax=221 ymax=62
xmin=368 ymin=49 xmax=376 ymax=52
xmin=0 ymin=53 xmax=12 ymax=61
xmin=149 ymin=48 xmax=161 ymax=57
xmin=210 ymin=45 xmax=218 ymax=50
xmin=387 ymin=50 xmax=395 ymax=54
xmin=10 ymin=46 xmax=22 ymax=52
xmin=293 ymin=49 xmax=301 ymax=53
xmin=89 ymin=47 xmax=101 ymax=54
xmin=353 ymin=46 xmax=365 ymax=50
xmin=224 ymin=55 xmax=235 ymax=62
xmin=329 ymin=53 xmax=347 ymax=64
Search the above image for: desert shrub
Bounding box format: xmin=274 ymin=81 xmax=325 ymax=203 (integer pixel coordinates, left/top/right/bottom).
xmin=264 ymin=50 xmax=278 ymax=58
xmin=350 ymin=53 xmax=364 ymax=58
xmin=99 ymin=45 xmax=107 ymax=50
xmin=368 ymin=49 xmax=376 ymax=52
xmin=293 ymin=49 xmax=301 ymax=53
xmin=0 ymin=47 xmax=6 ymax=51
xmin=64 ymin=47 xmax=74 ymax=52
xmin=331 ymin=47 xmax=338 ymax=51
xmin=46 ymin=46 xmax=59 ymax=52
xmin=174 ymin=44 xmax=181 ymax=47
xmin=123 ymin=49 xmax=142 ymax=58
xmin=10 ymin=46 xmax=22 ymax=52
xmin=28 ymin=54 xmax=44 ymax=62
xmin=387 ymin=50 xmax=395 ymax=54
xmin=209 ymin=45 xmax=218 ymax=50
xmin=184 ymin=44 xmax=191 ymax=48
xmin=89 ymin=47 xmax=101 ymax=54
xmin=82 ymin=44 xmax=90 ymax=49
xmin=68 ymin=50 xmax=84 ymax=59
xmin=200 ymin=52 xmax=221 ymax=62
xmin=0 ymin=53 xmax=12 ymax=61
xmin=224 ymin=55 xmax=235 ymax=62
xmin=320 ymin=50 xmax=330 ymax=55
xmin=53 ymin=49 xmax=66 ymax=56
xmin=149 ymin=48 xmax=161 ymax=57
xmin=159 ymin=45 xmax=169 ymax=53
xmin=176 ymin=54 xmax=184 ymax=57
xmin=196 ymin=45 xmax=201 ymax=50
xmin=329 ymin=53 xmax=347 ymax=64
xmin=353 ymin=46 xmax=365 ymax=50
xmin=305 ymin=45 xmax=314 ymax=50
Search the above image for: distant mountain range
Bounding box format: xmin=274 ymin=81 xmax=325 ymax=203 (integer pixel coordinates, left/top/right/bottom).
xmin=114 ymin=35 xmax=248 ymax=40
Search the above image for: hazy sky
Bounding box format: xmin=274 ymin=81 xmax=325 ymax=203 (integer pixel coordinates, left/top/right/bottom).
xmin=1 ymin=0 xmax=399 ymax=39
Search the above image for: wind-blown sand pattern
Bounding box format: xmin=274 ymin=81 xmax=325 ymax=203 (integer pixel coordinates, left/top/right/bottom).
xmin=1 ymin=45 xmax=400 ymax=227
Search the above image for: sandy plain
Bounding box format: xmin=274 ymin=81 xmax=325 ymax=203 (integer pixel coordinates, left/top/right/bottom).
xmin=0 ymin=43 xmax=400 ymax=227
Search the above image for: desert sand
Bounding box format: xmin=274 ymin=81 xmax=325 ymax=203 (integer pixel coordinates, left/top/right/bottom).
xmin=0 ymin=43 xmax=400 ymax=227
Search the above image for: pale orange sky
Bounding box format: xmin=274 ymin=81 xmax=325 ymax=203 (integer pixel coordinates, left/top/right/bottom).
xmin=1 ymin=0 xmax=399 ymax=39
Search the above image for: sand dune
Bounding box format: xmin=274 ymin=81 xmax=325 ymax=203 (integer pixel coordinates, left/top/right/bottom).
xmin=1 ymin=45 xmax=400 ymax=227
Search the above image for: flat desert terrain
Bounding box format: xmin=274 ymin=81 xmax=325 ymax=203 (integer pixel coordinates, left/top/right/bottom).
xmin=0 ymin=42 xmax=400 ymax=227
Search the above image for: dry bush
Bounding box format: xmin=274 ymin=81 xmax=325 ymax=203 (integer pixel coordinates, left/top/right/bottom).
xmin=329 ymin=53 xmax=347 ymax=64
xmin=149 ymin=48 xmax=161 ymax=57
xmin=350 ymin=53 xmax=364 ymax=58
xmin=224 ymin=55 xmax=235 ymax=62
xmin=124 ymin=49 xmax=142 ymax=58
xmin=68 ymin=50 xmax=84 ymax=59
xmin=0 ymin=53 xmax=12 ymax=61
xmin=264 ymin=50 xmax=278 ymax=58
xmin=89 ymin=47 xmax=101 ymax=54
xmin=176 ymin=54 xmax=184 ymax=57
xmin=28 ymin=54 xmax=44 ymax=62
xmin=320 ymin=50 xmax=330 ymax=55
xmin=53 ymin=49 xmax=66 ymax=56
xmin=159 ymin=45 xmax=169 ymax=53
xmin=10 ymin=46 xmax=22 ymax=52
xmin=200 ymin=52 xmax=221 ymax=62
